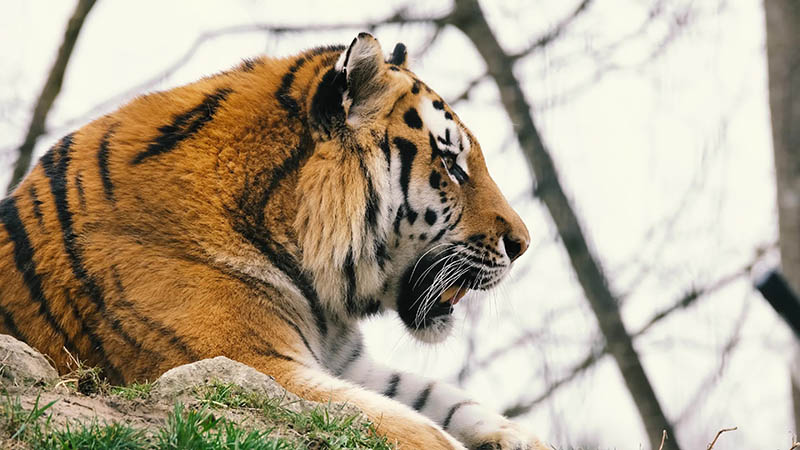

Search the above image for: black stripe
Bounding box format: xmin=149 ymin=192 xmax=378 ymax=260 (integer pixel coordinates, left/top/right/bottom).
xmin=131 ymin=87 xmax=232 ymax=164
xmin=430 ymin=227 xmax=447 ymax=243
xmin=393 ymin=204 xmax=406 ymax=235
xmin=277 ymin=56 xmax=310 ymax=119
xmin=380 ymin=131 xmax=391 ymax=168
xmin=223 ymin=271 xmax=319 ymax=362
xmin=336 ymin=337 xmax=363 ymax=376
xmin=356 ymin=150 xmax=380 ymax=234
xmin=240 ymin=58 xmax=257 ymax=72
xmin=62 ymin=288 xmax=122 ymax=380
xmin=27 ymin=186 xmax=45 ymax=228
xmin=383 ymin=373 xmax=401 ymax=398
xmin=0 ymin=196 xmax=78 ymax=354
xmin=258 ymin=238 xmax=327 ymax=336
xmin=375 ymin=240 xmax=389 ymax=270
xmin=442 ymin=401 xmax=476 ymax=430
xmin=0 ymin=303 xmax=22 ymax=338
xmin=448 ymin=211 xmax=464 ymax=230
xmin=185 ymin=255 xmax=322 ymax=365
xmin=232 ymin=135 xmax=328 ymax=336
xmin=109 ymin=268 xmax=199 ymax=360
xmin=261 ymin=347 xmax=295 ymax=362
xmin=234 ymin=222 xmax=328 ymax=336
xmin=97 ymin=124 xmax=117 ymax=203
xmin=40 ymin=134 xmax=155 ymax=378
xmin=429 ymin=132 xmax=441 ymax=162
xmin=344 ymin=251 xmax=358 ymax=316
xmin=393 ymin=137 xmax=417 ymax=203
xmin=74 ymin=170 xmax=86 ymax=210
xmin=412 ymin=383 xmax=434 ymax=411
xmin=276 ymin=46 xmax=346 ymax=121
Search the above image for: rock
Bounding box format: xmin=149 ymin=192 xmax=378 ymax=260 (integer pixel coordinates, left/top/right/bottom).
xmin=153 ymin=357 xmax=297 ymax=403
xmin=153 ymin=357 xmax=363 ymax=417
xmin=0 ymin=334 xmax=59 ymax=386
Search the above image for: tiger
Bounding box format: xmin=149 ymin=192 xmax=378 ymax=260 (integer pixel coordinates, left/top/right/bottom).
xmin=0 ymin=33 xmax=546 ymax=449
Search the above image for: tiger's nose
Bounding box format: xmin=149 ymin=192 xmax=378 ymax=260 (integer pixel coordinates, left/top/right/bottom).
xmin=502 ymin=232 xmax=528 ymax=262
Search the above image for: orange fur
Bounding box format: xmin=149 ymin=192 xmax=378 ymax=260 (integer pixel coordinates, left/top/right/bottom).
xmin=0 ymin=34 xmax=529 ymax=449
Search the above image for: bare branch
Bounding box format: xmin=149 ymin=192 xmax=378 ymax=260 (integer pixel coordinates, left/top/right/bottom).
xmin=503 ymin=345 xmax=605 ymax=418
xmin=509 ymin=0 xmax=594 ymax=60
xmin=634 ymin=262 xmax=756 ymax=338
xmin=500 ymin=260 xmax=753 ymax=419
xmin=53 ymin=11 xmax=444 ymax=140
xmin=447 ymin=1 xmax=679 ymax=447
xmin=449 ymin=74 xmax=488 ymax=105
xmin=706 ymin=427 xmax=737 ymax=450
xmin=6 ymin=0 xmax=97 ymax=194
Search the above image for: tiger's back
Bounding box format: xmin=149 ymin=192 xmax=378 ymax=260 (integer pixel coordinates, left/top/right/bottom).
xmin=0 ymin=47 xmax=345 ymax=382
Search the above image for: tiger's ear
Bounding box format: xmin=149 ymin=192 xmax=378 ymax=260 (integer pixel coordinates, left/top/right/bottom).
xmin=387 ymin=43 xmax=408 ymax=68
xmin=337 ymin=33 xmax=389 ymax=124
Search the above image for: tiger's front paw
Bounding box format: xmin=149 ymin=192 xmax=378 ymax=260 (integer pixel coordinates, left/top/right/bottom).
xmin=462 ymin=419 xmax=550 ymax=450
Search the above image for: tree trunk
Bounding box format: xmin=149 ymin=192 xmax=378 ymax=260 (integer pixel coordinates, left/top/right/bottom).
xmin=6 ymin=0 xmax=97 ymax=194
xmin=764 ymin=0 xmax=800 ymax=437
xmin=448 ymin=1 xmax=680 ymax=448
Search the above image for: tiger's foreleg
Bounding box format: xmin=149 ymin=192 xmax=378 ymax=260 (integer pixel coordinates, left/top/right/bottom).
xmin=260 ymin=357 xmax=466 ymax=450
xmin=336 ymin=338 xmax=549 ymax=450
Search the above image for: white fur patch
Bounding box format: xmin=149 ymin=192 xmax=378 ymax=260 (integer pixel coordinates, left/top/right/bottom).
xmin=334 ymin=51 xmax=347 ymax=71
xmin=418 ymin=99 xmax=471 ymax=179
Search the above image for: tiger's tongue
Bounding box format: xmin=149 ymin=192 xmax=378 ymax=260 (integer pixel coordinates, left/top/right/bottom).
xmin=440 ymin=286 xmax=468 ymax=305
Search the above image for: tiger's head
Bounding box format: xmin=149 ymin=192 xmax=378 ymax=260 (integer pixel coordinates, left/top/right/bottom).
xmin=296 ymin=33 xmax=529 ymax=342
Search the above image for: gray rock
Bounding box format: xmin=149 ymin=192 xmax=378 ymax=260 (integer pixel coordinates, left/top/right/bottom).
xmin=0 ymin=334 xmax=59 ymax=386
xmin=153 ymin=356 xmax=363 ymax=417
xmin=153 ymin=357 xmax=297 ymax=403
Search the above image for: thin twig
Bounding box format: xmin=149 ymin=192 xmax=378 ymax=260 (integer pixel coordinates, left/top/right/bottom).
xmin=492 ymin=261 xmax=754 ymax=411
xmin=706 ymin=427 xmax=737 ymax=450
xmin=658 ymin=430 xmax=667 ymax=450
xmin=509 ymin=0 xmax=594 ymax=60
xmin=50 ymin=11 xmax=444 ymax=140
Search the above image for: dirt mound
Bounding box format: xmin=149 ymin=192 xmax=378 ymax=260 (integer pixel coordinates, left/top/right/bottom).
xmin=0 ymin=334 xmax=388 ymax=449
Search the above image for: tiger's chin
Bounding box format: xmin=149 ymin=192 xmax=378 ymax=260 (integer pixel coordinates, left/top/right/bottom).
xmin=395 ymin=249 xmax=483 ymax=344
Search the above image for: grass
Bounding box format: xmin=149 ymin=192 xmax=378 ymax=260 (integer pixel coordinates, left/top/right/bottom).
xmin=111 ymin=382 xmax=154 ymax=401
xmin=37 ymin=422 xmax=145 ymax=449
xmin=0 ymin=394 xmax=56 ymax=442
xmin=57 ymin=352 xmax=110 ymax=396
xmin=0 ymin=381 xmax=394 ymax=450
xmin=193 ymin=380 xmax=393 ymax=450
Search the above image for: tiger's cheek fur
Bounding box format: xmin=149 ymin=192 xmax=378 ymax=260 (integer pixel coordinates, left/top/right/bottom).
xmin=294 ymin=135 xmax=393 ymax=316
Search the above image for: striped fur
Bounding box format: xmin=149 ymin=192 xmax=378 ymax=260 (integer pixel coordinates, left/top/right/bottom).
xmin=0 ymin=34 xmax=544 ymax=449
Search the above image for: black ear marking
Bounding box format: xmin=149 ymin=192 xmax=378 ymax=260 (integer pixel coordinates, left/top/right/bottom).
xmin=310 ymin=67 xmax=347 ymax=136
xmin=388 ymin=43 xmax=407 ymax=67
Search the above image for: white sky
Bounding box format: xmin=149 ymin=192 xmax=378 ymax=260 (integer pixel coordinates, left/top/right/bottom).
xmin=0 ymin=1 xmax=793 ymax=449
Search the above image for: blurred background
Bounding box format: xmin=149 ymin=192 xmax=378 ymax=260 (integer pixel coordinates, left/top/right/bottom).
xmin=1 ymin=1 xmax=796 ymax=449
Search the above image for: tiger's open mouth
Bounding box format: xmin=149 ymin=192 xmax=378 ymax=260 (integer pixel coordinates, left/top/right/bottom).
xmin=396 ymin=248 xmax=490 ymax=331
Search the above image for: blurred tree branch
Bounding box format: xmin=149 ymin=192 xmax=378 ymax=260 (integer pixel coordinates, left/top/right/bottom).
xmin=445 ymin=1 xmax=679 ymax=448
xmin=6 ymin=0 xmax=97 ymax=194
xmin=764 ymin=0 xmax=800 ymax=435
xmin=498 ymin=260 xmax=756 ymax=419
xmin=53 ymin=10 xmax=447 ymax=137
xmin=509 ymin=0 xmax=593 ymax=60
